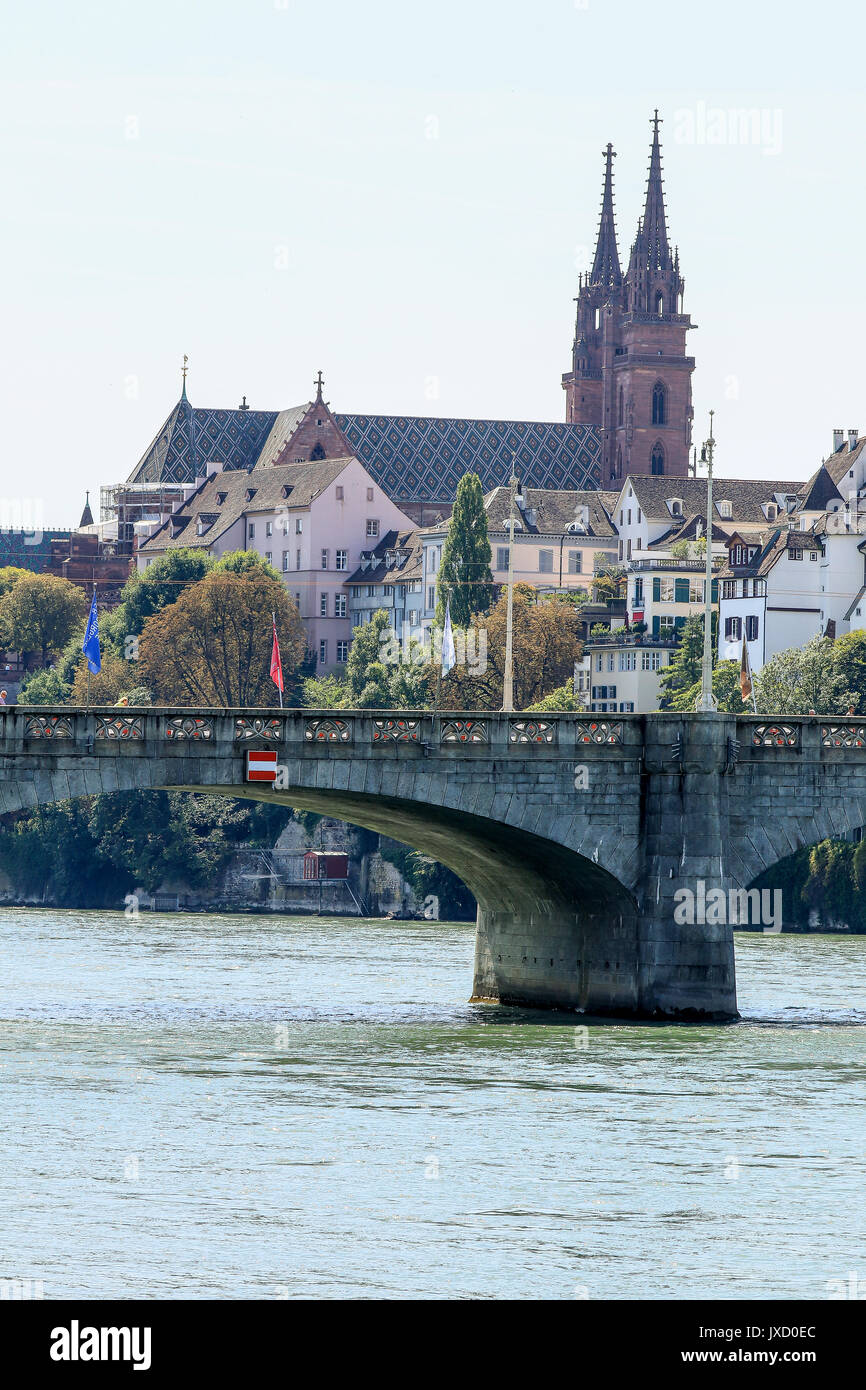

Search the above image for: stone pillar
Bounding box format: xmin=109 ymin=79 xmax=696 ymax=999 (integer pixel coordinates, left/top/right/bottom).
xmin=634 ymin=713 xmax=738 ymax=1020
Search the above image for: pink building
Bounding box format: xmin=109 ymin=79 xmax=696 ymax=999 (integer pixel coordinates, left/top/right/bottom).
xmin=137 ymin=455 xmax=414 ymax=670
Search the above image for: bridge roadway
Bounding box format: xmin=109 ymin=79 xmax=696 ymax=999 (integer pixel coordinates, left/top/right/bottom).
xmin=3 ymin=705 xmax=865 ymax=1020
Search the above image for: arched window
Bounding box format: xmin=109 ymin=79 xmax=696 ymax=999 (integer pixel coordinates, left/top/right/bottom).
xmin=651 ymin=443 xmax=665 ymax=475
xmin=655 ymin=291 xmax=665 ymax=317
xmin=310 ymin=442 xmax=327 ymax=461
xmin=618 ymin=388 xmax=624 ymax=425
xmin=652 ymin=382 xmax=667 ymax=426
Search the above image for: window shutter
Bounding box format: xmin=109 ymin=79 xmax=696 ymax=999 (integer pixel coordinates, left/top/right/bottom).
xmin=652 ymin=577 xmax=661 ymax=602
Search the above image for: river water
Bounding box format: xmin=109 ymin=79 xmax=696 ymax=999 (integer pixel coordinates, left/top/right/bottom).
xmin=1 ymin=908 xmax=864 ymax=1300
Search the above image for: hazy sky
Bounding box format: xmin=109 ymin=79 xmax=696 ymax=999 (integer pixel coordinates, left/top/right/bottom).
xmin=1 ymin=0 xmax=863 ymax=526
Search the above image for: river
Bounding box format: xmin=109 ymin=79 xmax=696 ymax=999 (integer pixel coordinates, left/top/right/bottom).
xmin=1 ymin=908 xmax=864 ymax=1300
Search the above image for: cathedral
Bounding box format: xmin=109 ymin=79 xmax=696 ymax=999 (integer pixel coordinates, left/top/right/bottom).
xmin=563 ymin=112 xmax=695 ymax=486
xmin=117 ymin=113 xmax=693 ymax=526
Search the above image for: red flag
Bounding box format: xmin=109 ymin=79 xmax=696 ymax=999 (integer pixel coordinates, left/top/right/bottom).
xmin=270 ymin=615 xmax=284 ymax=698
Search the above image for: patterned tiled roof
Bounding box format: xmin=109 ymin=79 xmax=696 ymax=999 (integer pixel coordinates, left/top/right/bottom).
xmin=334 ymin=413 xmax=602 ymax=503
xmin=128 ymin=398 xmax=279 ymax=485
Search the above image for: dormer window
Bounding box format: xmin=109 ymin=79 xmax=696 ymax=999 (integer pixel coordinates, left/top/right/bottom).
xmin=668 ymin=498 xmax=683 ymax=518
xmin=216 ymin=491 xmax=227 ymax=505
xmin=718 ymin=500 xmax=732 ymax=519
xmin=281 ymin=485 xmax=293 ymax=500
xmin=245 ymin=488 xmax=257 ymax=503
xmin=765 ymin=503 xmax=778 ymax=521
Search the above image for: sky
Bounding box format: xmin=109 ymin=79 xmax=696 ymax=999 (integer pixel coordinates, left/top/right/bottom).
xmin=1 ymin=0 xmax=864 ymax=527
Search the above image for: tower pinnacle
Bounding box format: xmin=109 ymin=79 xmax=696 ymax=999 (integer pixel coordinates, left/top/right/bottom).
xmin=590 ymin=143 xmax=622 ymax=289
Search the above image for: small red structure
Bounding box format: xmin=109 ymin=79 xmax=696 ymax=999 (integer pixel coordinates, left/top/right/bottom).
xmin=303 ymin=851 xmax=349 ymax=881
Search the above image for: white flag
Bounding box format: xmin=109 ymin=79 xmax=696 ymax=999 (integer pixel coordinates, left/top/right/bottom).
xmin=441 ymin=600 xmax=455 ymax=676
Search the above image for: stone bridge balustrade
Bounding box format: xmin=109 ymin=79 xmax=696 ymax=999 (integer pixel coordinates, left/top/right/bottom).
xmin=4 ymin=707 xmax=866 ymax=1020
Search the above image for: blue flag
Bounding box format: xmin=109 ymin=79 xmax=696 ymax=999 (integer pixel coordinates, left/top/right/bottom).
xmin=82 ymin=592 xmax=101 ymax=674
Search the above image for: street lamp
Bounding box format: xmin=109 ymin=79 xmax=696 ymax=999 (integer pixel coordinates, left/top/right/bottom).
xmin=695 ymin=410 xmax=718 ymax=713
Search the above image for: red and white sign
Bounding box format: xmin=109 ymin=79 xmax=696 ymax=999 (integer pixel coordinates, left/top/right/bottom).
xmin=246 ymin=750 xmax=278 ymax=783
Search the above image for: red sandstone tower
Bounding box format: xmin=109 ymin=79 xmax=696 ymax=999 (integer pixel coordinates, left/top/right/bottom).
xmin=563 ymin=113 xmax=695 ymax=485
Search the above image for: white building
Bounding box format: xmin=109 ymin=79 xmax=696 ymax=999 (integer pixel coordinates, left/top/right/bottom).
xmin=582 ymin=634 xmax=677 ymax=714
xmin=717 ymin=529 xmax=824 ymax=671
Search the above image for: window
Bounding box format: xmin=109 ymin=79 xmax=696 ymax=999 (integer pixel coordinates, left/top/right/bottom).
xmin=538 ymin=549 xmax=554 ymax=573
xmin=618 ymin=388 xmax=624 ymax=425
xmin=595 ymin=655 xmax=603 ymax=672
xmin=265 ymin=551 xmax=272 ymax=564
xmin=810 ymin=552 xmax=819 ymax=561
xmin=674 ymin=577 xmax=690 ymax=604
xmin=319 ymin=640 xmax=328 ymax=665
xmin=641 ymin=650 xmax=661 ymax=671
xmin=310 ymin=442 xmax=326 ymax=461
xmin=634 ymin=578 xmax=644 ymax=603
xmin=607 ymin=655 xmax=615 ymax=673
xmin=295 ymin=593 xmax=301 ymax=609
xmin=336 ymin=640 xmax=349 ymax=663
xmin=352 ymin=612 xmax=362 ymax=628
xmin=745 ymin=615 xmax=759 ymax=642
xmin=335 ymin=594 xmax=347 ymax=618
xmin=496 ymin=546 xmax=510 ymax=570
xmin=652 ymin=382 xmax=667 ymax=426
xmin=718 ymin=501 xmax=732 ymax=519
xmin=367 ymin=584 xmax=377 ymax=598
xmin=281 ymin=518 xmax=289 ymax=536
xmin=336 ymin=487 xmax=344 ymax=500
xmin=248 ymin=523 xmax=255 ymax=539
xmin=619 ymin=651 xmax=637 ymax=671
xmin=619 ymin=703 xmax=635 ymax=713
xmin=336 ymin=550 xmax=347 ymax=571
xmin=428 ymin=585 xmax=436 ymax=609
xmin=296 ymin=549 xmax=302 ymax=570
xmin=568 ymin=550 xmax=582 ymax=574
xmin=366 ymin=519 xmax=380 ymax=539
xmin=282 ymin=552 xmax=289 ymax=572
xmin=366 ymin=487 xmax=374 ymax=502
xmin=321 ymin=549 xmax=329 ymax=569
xmin=266 ymin=521 xmax=273 ymax=537
xmin=651 ymin=444 xmax=665 ymax=475
xmin=788 ymin=547 xmax=802 ymax=561
xmin=725 ymin=616 xmax=742 ymax=640
xmin=320 ymin=594 xmax=328 ymax=617
xmin=295 ymin=518 xmax=303 ymax=534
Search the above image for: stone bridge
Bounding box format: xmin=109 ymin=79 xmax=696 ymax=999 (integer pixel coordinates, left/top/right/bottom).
xmin=2 ymin=706 xmax=865 ymax=1021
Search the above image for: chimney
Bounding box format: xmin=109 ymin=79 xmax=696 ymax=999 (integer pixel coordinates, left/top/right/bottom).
xmin=833 ymin=428 xmax=845 ymax=452
xmin=849 ymin=429 xmax=859 ymax=452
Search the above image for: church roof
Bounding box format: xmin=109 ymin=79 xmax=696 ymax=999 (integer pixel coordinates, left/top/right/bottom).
xmin=334 ymin=413 xmax=602 ymax=504
xmin=127 ymin=388 xmax=603 ymax=505
xmin=128 ymin=399 xmax=279 ymax=485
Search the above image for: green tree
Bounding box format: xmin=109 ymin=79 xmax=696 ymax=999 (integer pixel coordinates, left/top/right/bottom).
xmin=435 ymin=472 xmax=493 ymax=628
xmin=658 ymin=612 xmax=716 ymax=708
xmin=753 ymin=636 xmax=853 ymax=715
xmin=0 ymin=566 xmax=30 ymax=598
xmin=139 ymin=568 xmax=305 ymax=706
xmin=523 ymin=682 xmax=584 ymax=712
xmin=0 ymin=573 xmax=87 ymax=663
xmin=662 ymin=659 xmax=746 ymax=714
xmin=18 ymin=668 xmax=72 ymax=705
xmin=104 ymin=549 xmax=214 ymax=658
xmin=832 ymin=632 xmax=866 ymax=715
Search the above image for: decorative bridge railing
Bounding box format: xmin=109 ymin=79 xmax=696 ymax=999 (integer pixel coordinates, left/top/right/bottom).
xmin=1 ymin=709 xmax=866 ymax=759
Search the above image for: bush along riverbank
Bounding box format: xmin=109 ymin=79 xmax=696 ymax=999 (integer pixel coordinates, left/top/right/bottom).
xmin=0 ymin=792 xmax=476 ymax=920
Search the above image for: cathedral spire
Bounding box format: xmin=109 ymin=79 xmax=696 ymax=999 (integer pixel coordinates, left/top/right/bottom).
xmin=590 ymin=143 xmax=621 ymax=289
xmin=634 ymin=110 xmax=671 ymax=274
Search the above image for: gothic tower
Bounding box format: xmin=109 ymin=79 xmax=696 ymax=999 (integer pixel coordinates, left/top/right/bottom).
xmin=563 ymin=114 xmax=695 ymax=486
xmin=563 ymin=142 xmax=621 ymax=432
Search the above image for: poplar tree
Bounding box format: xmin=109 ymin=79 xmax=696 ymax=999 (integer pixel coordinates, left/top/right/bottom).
xmin=435 ymin=472 xmax=493 ymax=629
